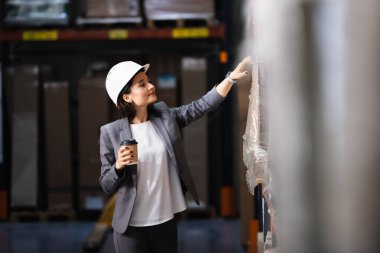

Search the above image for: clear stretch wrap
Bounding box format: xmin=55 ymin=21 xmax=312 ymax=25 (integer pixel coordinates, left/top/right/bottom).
xmin=5 ymin=0 xmax=69 ymax=25
xmin=243 ymin=63 xmax=268 ymax=195
xmin=85 ymin=0 xmax=140 ymax=18
xmin=144 ymin=0 xmax=214 ymax=20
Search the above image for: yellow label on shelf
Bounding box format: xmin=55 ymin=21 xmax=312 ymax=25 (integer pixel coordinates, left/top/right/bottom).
xmin=109 ymin=30 xmax=128 ymax=40
xmin=172 ymin=28 xmax=209 ymax=39
xmin=22 ymin=30 xmax=58 ymax=41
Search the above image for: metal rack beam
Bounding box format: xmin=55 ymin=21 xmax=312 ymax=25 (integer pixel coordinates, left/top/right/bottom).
xmin=0 ymin=26 xmax=225 ymax=41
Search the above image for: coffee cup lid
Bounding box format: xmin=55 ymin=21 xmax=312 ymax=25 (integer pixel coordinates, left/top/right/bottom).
xmin=120 ymin=139 xmax=138 ymax=146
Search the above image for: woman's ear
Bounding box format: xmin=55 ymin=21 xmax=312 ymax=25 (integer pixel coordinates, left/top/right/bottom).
xmin=123 ymin=94 xmax=132 ymax=103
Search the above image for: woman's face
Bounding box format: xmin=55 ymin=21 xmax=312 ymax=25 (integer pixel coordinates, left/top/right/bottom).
xmin=123 ymin=71 xmax=157 ymax=108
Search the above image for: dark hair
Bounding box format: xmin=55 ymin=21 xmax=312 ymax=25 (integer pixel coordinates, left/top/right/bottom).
xmin=116 ymin=69 xmax=144 ymax=121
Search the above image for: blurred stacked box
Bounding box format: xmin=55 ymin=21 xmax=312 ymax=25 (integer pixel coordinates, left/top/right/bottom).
xmin=85 ymin=0 xmax=140 ymax=18
xmin=79 ymin=0 xmax=142 ymax=25
xmin=9 ymin=65 xmax=40 ymax=208
xmin=147 ymin=53 xmax=181 ymax=107
xmin=181 ymin=57 xmax=208 ymax=207
xmin=44 ymin=81 xmax=72 ymax=210
xmin=5 ymin=0 xmax=69 ymax=25
xmin=144 ymin=0 xmax=214 ymax=21
xmin=78 ymin=64 xmax=110 ymax=211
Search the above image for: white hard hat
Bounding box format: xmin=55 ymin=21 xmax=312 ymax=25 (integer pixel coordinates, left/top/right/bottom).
xmin=105 ymin=61 xmax=150 ymax=105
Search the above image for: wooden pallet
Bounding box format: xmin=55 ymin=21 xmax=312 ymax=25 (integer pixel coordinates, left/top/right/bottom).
xmin=147 ymin=18 xmax=214 ymax=29
xmin=45 ymin=209 xmax=76 ymax=221
xmin=11 ymin=211 xmax=46 ymax=222
xmin=10 ymin=209 xmax=76 ymax=222
xmin=76 ymin=17 xmax=143 ymax=27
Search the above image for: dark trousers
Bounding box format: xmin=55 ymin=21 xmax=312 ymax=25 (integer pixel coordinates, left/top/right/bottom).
xmin=113 ymin=218 xmax=178 ymax=253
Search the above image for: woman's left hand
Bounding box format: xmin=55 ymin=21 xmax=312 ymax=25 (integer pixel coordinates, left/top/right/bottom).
xmin=229 ymin=56 xmax=253 ymax=81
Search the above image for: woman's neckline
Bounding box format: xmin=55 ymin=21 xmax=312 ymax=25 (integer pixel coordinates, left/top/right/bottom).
xmin=130 ymin=120 xmax=150 ymax=125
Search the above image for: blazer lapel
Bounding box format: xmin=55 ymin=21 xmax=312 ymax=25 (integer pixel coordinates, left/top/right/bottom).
xmin=149 ymin=114 xmax=176 ymax=164
xmin=119 ymin=118 xmax=137 ymax=184
xmin=119 ymin=117 xmax=132 ymax=141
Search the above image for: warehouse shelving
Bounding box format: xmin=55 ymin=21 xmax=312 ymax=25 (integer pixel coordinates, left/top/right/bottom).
xmin=0 ymin=0 xmax=239 ymax=223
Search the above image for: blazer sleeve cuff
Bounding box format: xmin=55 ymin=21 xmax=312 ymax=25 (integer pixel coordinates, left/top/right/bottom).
xmin=204 ymin=86 xmax=226 ymax=109
xmin=103 ymin=164 xmax=125 ymax=183
xmin=115 ymin=166 xmax=125 ymax=178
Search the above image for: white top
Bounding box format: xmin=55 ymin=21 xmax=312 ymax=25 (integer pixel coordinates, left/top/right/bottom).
xmin=128 ymin=121 xmax=187 ymax=226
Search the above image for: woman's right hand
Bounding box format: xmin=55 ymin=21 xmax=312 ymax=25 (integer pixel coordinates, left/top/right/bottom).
xmin=115 ymin=146 xmax=134 ymax=170
xmin=229 ymin=56 xmax=253 ymax=81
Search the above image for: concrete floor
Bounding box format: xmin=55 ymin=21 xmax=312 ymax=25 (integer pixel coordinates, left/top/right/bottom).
xmin=0 ymin=218 xmax=244 ymax=253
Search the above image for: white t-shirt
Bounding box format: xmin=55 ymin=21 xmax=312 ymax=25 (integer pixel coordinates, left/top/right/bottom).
xmin=128 ymin=121 xmax=187 ymax=226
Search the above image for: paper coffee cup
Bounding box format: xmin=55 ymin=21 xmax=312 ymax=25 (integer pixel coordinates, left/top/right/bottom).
xmin=120 ymin=139 xmax=138 ymax=165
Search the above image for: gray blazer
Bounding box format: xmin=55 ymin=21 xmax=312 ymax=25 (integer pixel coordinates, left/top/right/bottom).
xmin=99 ymin=87 xmax=225 ymax=233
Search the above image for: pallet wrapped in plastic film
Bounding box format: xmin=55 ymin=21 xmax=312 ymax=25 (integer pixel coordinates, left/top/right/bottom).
xmin=5 ymin=0 xmax=69 ymax=25
xmin=85 ymin=0 xmax=140 ymax=18
xmin=144 ymin=0 xmax=214 ymax=20
xmin=243 ymin=63 xmax=269 ymax=197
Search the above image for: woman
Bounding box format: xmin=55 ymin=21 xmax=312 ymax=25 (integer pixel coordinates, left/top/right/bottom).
xmin=99 ymin=57 xmax=252 ymax=253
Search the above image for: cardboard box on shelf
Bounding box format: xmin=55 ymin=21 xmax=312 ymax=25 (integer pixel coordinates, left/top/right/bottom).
xmin=78 ymin=74 xmax=109 ymax=162
xmin=181 ymin=57 xmax=208 ymax=205
xmin=44 ymin=81 xmax=72 ymax=209
xmin=147 ymin=54 xmax=180 ymax=107
xmin=78 ymin=69 xmax=110 ymax=194
xmin=156 ymin=88 xmax=177 ymax=107
xmin=5 ymin=0 xmax=69 ymax=24
xmin=85 ymin=0 xmax=140 ymax=18
xmin=10 ymin=65 xmax=39 ymax=208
